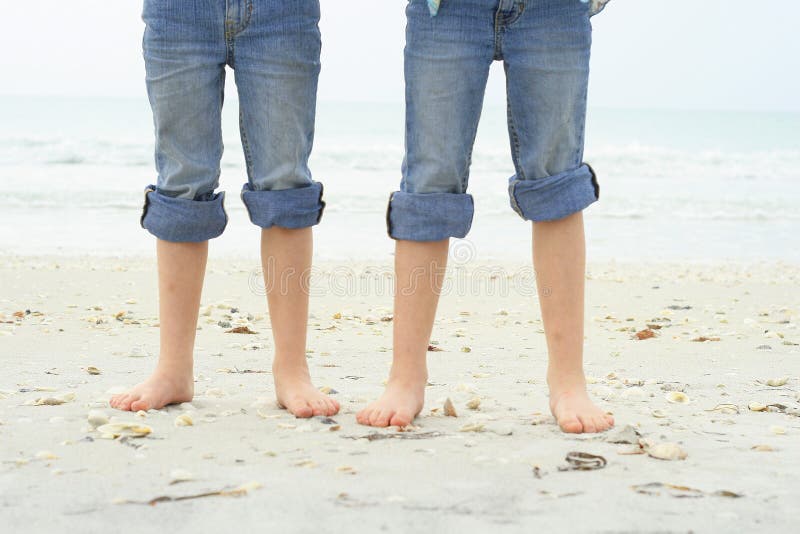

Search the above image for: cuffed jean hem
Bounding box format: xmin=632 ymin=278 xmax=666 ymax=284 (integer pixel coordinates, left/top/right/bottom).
xmin=508 ymin=163 xmax=600 ymax=222
xmin=241 ymin=181 xmax=325 ymax=229
xmin=386 ymin=191 xmax=474 ymax=241
xmin=140 ymin=185 xmax=228 ymax=242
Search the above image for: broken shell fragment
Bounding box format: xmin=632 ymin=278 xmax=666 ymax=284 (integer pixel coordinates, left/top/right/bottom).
xmin=770 ymin=425 xmax=786 ymax=435
xmin=86 ymin=366 xmax=101 ymax=375
xmin=665 ymin=391 xmax=689 ymax=404
xmin=87 ymin=409 xmax=110 ymax=428
xmin=35 ymin=451 xmax=59 ymax=460
xmin=174 ymin=414 xmax=194 ymax=427
xmin=647 ymin=442 xmax=688 ymax=461
xmin=766 ymin=377 xmax=788 ymax=387
xmin=748 ymin=402 xmax=767 ymax=412
xmin=169 ymin=469 xmax=194 ymax=484
xmin=443 ymin=398 xmax=457 ymax=417
xmin=751 ymin=444 xmax=774 ymax=452
xmin=459 ymin=423 xmax=485 ymax=432
xmin=466 ymin=397 xmax=481 ymax=410
xmin=96 ymin=422 xmax=152 ymax=439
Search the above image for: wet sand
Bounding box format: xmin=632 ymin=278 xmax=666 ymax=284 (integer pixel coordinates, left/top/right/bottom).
xmin=1 ymin=255 xmax=798 ymax=532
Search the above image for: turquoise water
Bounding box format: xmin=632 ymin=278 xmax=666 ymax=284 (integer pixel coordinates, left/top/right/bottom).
xmin=1 ymin=96 xmax=798 ymax=261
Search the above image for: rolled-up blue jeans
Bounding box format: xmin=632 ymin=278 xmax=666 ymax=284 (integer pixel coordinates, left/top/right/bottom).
xmin=140 ymin=0 xmax=324 ymax=242
xmin=388 ymin=0 xmax=600 ymax=241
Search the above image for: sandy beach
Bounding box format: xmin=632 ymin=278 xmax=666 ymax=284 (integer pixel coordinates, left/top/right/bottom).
xmin=0 ymin=254 xmax=798 ymax=532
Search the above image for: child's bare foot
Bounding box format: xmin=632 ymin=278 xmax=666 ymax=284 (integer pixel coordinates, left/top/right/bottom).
xmin=356 ymin=373 xmax=426 ymax=428
xmin=273 ymin=360 xmax=339 ymax=418
xmin=109 ymin=367 xmax=194 ymax=412
xmin=548 ymin=377 xmax=614 ymax=434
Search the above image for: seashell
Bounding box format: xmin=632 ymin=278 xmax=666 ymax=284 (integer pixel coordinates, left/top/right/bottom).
xmin=96 ymin=422 xmax=152 ymax=438
xmin=472 ymin=372 xmax=491 ymax=378
xmin=31 ymin=393 xmax=75 ymax=406
xmin=766 ymin=377 xmax=788 ymax=387
xmin=277 ymin=423 xmax=296 ymax=429
xmin=459 ymin=423 xmax=485 ymax=432
xmin=647 ymin=442 xmax=688 ymax=461
xmin=466 ymin=397 xmax=481 ymax=410
xmin=443 ymin=398 xmax=457 ymax=417
xmin=707 ymin=403 xmax=739 ymax=415
xmin=751 ymin=444 xmax=774 ymax=452
xmin=336 ymin=465 xmax=356 ymax=474
xmin=86 ymin=366 xmax=101 ymax=375
xmin=35 ymin=451 xmax=58 ymax=460
xmin=87 ymin=409 xmax=109 ymax=427
xmin=461 ymin=346 xmax=472 ymax=353
xmin=295 ymin=459 xmax=316 ymax=468
xmin=665 ymin=391 xmax=689 ymax=404
xmin=169 ymin=469 xmax=194 ymax=484
xmin=174 ymin=414 xmax=193 ymax=427
xmin=319 ymin=386 xmax=338 ymax=394
xmin=748 ymin=402 xmax=767 ymax=412
xmin=770 ymin=425 xmax=786 ymax=435
xmin=135 ymin=410 xmax=147 ymax=418
xmin=332 ymin=312 xmax=342 ymax=319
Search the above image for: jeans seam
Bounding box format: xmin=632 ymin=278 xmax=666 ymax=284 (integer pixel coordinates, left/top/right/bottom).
xmin=239 ymin=107 xmax=255 ymax=183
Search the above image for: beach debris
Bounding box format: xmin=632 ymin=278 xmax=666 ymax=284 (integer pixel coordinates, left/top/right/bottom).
xmin=116 ymin=481 xmax=262 ymax=506
xmin=317 ymin=417 xmax=338 ymax=425
xmin=226 ymin=326 xmax=257 ymax=334
xmin=294 ymin=459 xmax=317 ymax=468
xmin=765 ymin=377 xmax=789 ymax=387
xmin=646 ymin=442 xmax=688 ymax=461
xmin=332 ymin=312 xmax=342 ymax=319
xmin=35 ymin=451 xmax=59 ymax=460
xmin=632 ymin=483 xmax=740 ymax=499
xmin=459 ymin=423 xmax=485 ymax=433
xmin=770 ymin=425 xmax=786 ymax=435
xmin=343 ymin=431 xmax=445 ymax=441
xmin=169 ymin=469 xmax=194 ymax=485
xmin=336 ymin=465 xmax=357 ymax=475
xmin=97 ymin=422 xmax=152 ymax=439
xmin=751 ymin=444 xmax=775 ymax=452
xmin=427 ymin=344 xmax=443 ymax=352
xmin=665 ymin=391 xmax=690 ymax=404
xmin=174 ymin=414 xmax=193 ymax=427
xmin=86 ymin=366 xmax=101 ymax=375
xmin=634 ymin=328 xmax=656 ymax=340
xmin=620 ymin=387 xmax=646 ymax=401
xmin=87 ymin=410 xmax=110 ymax=428
xmin=443 ymin=398 xmax=457 ymax=417
xmin=217 ymin=367 xmax=268 ymax=374
xmin=756 ymin=345 xmax=772 ymax=351
xmin=29 ymin=393 xmax=76 ymax=406
xmin=319 ymin=386 xmax=338 ymax=394
xmin=461 ymin=346 xmax=472 ymax=353
xmin=558 ymin=452 xmax=607 ymax=472
xmin=606 ymin=425 xmax=642 ymax=445
xmin=380 ymin=315 xmax=393 ymax=322
xmin=691 ymin=336 xmax=720 ymax=342
xmin=129 ymin=346 xmax=151 ymax=358
xmin=204 ymin=388 xmax=225 ymax=398
xmin=706 ymin=403 xmax=739 ymax=415
xmin=748 ymin=402 xmax=767 ymax=412
xmin=466 ymin=397 xmax=481 ymax=410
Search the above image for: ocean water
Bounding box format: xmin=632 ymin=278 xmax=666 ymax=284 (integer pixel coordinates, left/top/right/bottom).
xmin=1 ymin=95 xmax=798 ymax=262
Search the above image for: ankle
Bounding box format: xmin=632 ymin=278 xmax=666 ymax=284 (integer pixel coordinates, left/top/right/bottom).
xmin=153 ymin=359 xmax=194 ymax=379
xmin=546 ymin=368 xmax=587 ymax=391
xmin=387 ymin=364 xmax=428 ymax=387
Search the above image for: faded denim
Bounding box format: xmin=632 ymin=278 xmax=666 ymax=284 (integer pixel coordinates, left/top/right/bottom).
xmin=388 ymin=0 xmax=600 ymax=242
xmin=140 ymin=0 xmax=324 ymax=242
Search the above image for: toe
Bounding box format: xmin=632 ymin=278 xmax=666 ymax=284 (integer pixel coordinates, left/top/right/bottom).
xmin=374 ymin=409 xmax=393 ymax=427
xmin=390 ymin=409 xmax=413 ymax=428
xmin=324 ymin=398 xmax=339 ymax=416
xmin=288 ymin=398 xmax=313 ymax=418
xmin=130 ymin=399 xmax=150 ymax=412
xmin=605 ymin=413 xmax=615 ymax=427
xmin=310 ymin=399 xmax=328 ymax=416
xmin=355 ymin=408 xmax=368 ymax=425
xmin=115 ymin=394 xmax=133 ymax=411
xmin=595 ymin=415 xmax=611 ymax=432
xmin=577 ymin=415 xmax=597 ymax=434
xmin=558 ymin=414 xmax=583 ymax=434
xmin=368 ymin=407 xmax=386 ymax=427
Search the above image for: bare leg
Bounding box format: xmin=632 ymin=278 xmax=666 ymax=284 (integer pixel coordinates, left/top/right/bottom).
xmin=533 ymin=212 xmax=614 ymax=433
xmin=263 ymin=227 xmax=339 ymax=418
xmin=356 ymin=239 xmax=448 ymax=427
xmin=110 ymin=240 xmax=204 ymax=411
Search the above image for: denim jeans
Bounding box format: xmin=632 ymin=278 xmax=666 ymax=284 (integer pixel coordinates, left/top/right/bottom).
xmin=140 ymin=0 xmax=324 ymax=242
xmin=388 ymin=0 xmax=600 ymax=242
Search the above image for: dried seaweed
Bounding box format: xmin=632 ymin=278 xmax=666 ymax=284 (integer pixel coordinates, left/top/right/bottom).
xmin=558 ymin=452 xmax=607 ymax=471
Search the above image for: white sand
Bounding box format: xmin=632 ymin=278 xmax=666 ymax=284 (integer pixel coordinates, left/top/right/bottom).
xmin=1 ymin=255 xmax=798 ymax=532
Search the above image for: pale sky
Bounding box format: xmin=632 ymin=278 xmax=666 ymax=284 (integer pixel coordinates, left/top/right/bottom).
xmin=2 ymin=0 xmax=798 ymax=111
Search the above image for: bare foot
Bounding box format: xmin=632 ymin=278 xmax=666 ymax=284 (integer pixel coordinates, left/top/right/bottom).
xmin=109 ymin=368 xmax=194 ymax=412
xmin=274 ymin=360 xmax=339 ymax=418
xmin=549 ymin=380 xmax=614 ymax=434
xmin=356 ymin=375 xmax=426 ymax=428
